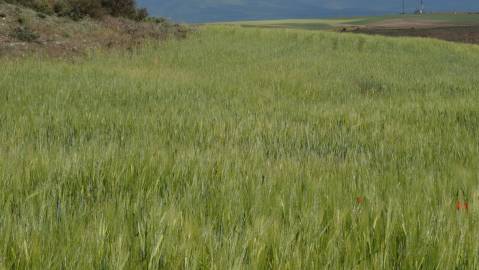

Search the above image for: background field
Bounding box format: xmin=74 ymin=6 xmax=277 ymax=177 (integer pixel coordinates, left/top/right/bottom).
xmin=232 ymin=13 xmax=479 ymax=31
xmin=230 ymin=13 xmax=479 ymax=45
xmin=1 ymin=26 xmax=479 ymax=268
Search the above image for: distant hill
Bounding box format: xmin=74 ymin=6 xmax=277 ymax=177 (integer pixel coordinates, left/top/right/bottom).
xmin=138 ymin=0 xmax=389 ymax=23
xmin=138 ymin=0 xmax=479 ymax=23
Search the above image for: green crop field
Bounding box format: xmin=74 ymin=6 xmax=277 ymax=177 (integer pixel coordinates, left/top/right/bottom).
xmin=1 ymin=26 xmax=479 ymax=269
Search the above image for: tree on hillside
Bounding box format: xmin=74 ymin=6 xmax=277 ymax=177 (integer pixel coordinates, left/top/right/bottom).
xmin=6 ymin=0 xmax=148 ymax=20
xmin=101 ymin=0 xmax=136 ymax=18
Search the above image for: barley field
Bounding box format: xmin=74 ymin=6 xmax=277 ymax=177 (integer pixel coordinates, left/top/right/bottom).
xmin=1 ymin=26 xmax=479 ymax=269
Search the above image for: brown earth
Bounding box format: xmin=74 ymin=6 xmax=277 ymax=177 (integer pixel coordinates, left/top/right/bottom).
xmin=351 ymin=25 xmax=479 ymax=45
xmin=345 ymin=18 xmax=479 ymax=45
xmin=0 ymin=3 xmax=188 ymax=58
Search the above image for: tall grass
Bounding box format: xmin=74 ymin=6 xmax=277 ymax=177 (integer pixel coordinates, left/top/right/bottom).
xmin=1 ymin=26 xmax=479 ymax=269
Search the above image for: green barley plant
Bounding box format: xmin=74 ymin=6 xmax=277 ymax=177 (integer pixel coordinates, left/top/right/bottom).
xmin=1 ymin=25 xmax=479 ymax=269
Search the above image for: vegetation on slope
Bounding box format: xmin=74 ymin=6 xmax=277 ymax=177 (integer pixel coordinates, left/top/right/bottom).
xmin=0 ymin=2 xmax=187 ymax=57
xmin=4 ymin=0 xmax=148 ymax=20
xmin=1 ymin=26 xmax=479 ymax=268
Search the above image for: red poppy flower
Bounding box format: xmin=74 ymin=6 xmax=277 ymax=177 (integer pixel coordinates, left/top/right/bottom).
xmin=455 ymin=201 xmax=470 ymax=211
xmin=356 ymin=196 xmax=365 ymax=204
xmin=456 ymin=201 xmax=462 ymax=210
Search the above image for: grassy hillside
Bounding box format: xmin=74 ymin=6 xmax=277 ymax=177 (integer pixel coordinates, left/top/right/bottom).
xmin=0 ymin=2 xmax=185 ymax=57
xmin=1 ymin=26 xmax=479 ymax=268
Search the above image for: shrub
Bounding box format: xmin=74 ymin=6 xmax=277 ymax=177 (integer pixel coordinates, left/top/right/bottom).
xmin=32 ymin=0 xmax=55 ymax=15
xmin=147 ymin=16 xmax=168 ymax=24
xmin=37 ymin=12 xmax=47 ymax=18
xmin=10 ymin=26 xmax=39 ymax=42
xmin=101 ymin=0 xmax=135 ymax=18
xmin=135 ymin=7 xmax=148 ymax=21
xmin=68 ymin=0 xmax=105 ymax=19
xmin=52 ymin=0 xmax=69 ymax=15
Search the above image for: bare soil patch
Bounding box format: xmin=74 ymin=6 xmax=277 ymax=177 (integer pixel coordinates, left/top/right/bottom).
xmin=351 ymin=25 xmax=479 ymax=45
